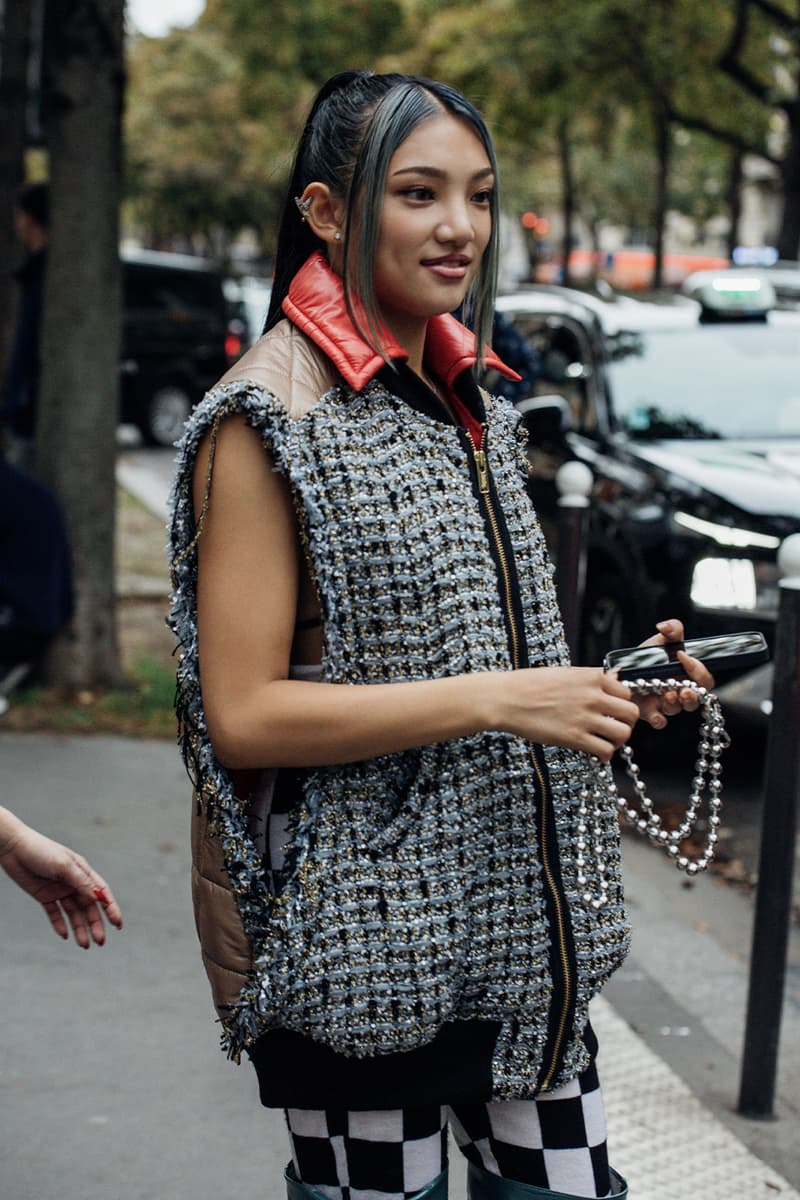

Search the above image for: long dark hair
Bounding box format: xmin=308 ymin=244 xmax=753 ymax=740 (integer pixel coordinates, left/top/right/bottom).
xmin=265 ymin=70 xmax=500 ymax=363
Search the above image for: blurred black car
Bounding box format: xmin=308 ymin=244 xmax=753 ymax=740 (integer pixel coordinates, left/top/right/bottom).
xmin=492 ymin=278 xmax=800 ymax=721
xmin=121 ymin=250 xmax=240 ymax=446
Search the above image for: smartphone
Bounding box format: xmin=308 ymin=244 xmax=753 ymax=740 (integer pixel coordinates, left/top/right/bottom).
xmin=603 ymin=630 xmax=769 ymax=681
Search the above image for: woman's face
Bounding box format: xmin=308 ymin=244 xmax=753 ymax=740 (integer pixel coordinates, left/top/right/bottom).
xmin=372 ymin=113 xmax=494 ymax=343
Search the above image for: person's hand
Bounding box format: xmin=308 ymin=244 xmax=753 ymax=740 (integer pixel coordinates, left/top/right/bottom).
xmin=498 ymin=665 xmax=640 ymax=762
xmin=0 ymin=810 xmax=123 ymax=948
xmin=629 ymin=618 xmax=716 ymax=731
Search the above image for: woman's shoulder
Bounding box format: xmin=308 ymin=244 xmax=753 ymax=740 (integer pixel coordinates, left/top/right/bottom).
xmin=216 ymin=318 xmax=339 ymax=420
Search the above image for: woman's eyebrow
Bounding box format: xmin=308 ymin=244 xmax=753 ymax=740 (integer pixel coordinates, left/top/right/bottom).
xmin=390 ymin=165 xmax=495 ymax=181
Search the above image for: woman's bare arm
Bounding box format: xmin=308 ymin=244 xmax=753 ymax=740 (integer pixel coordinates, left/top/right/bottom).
xmin=193 ymin=417 xmax=706 ymax=769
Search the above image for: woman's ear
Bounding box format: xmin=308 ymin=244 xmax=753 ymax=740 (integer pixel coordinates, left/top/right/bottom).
xmin=297 ymin=182 xmax=345 ymax=249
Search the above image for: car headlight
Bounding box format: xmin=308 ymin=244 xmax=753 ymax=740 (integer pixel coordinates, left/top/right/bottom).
xmin=690 ymin=557 xmax=779 ymax=616
xmin=674 ymin=511 xmax=780 ymax=550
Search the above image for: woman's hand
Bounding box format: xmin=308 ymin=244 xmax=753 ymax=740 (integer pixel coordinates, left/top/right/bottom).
xmin=0 ymin=808 xmax=123 ymax=948
xmin=497 ymin=665 xmax=640 ymax=762
xmin=630 ymin=618 xmax=716 ymax=731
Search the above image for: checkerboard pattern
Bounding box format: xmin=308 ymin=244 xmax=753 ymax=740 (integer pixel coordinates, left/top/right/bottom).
xmin=286 ymin=1106 xmax=448 ymax=1200
xmin=285 ymin=1063 xmax=609 ymax=1200
xmin=451 ymin=1062 xmax=609 ymax=1197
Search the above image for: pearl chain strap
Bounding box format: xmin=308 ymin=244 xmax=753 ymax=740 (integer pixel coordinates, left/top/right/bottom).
xmin=578 ymin=678 xmax=730 ymax=909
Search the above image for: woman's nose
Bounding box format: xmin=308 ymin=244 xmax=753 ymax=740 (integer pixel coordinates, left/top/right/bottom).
xmin=435 ymin=202 xmax=475 ymax=244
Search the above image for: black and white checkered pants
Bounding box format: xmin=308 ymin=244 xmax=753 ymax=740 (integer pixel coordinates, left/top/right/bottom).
xmin=285 ymin=1059 xmax=609 ymax=1200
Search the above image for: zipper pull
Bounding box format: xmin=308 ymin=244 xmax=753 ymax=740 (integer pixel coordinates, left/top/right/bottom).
xmin=474 ymin=446 xmax=490 ymax=494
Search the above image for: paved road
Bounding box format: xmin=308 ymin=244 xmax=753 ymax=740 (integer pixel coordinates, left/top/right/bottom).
xmin=1 ymin=735 xmax=283 ymax=1200
xmin=117 ymin=444 xmax=176 ymax=523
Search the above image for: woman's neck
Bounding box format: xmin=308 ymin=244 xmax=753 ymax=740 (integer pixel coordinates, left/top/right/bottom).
xmin=379 ymin=310 xmax=428 ymax=377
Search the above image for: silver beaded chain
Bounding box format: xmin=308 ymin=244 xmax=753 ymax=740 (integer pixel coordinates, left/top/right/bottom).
xmin=577 ymin=678 xmax=730 ymax=909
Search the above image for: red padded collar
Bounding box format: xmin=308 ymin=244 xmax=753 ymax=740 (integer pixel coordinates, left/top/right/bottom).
xmin=283 ymin=252 xmax=520 ymax=392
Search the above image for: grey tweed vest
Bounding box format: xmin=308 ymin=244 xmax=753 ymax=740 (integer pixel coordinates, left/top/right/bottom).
xmin=168 ymin=370 xmax=630 ymax=1100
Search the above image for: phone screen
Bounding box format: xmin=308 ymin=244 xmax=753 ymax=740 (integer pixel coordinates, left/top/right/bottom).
xmin=604 ymin=631 xmax=768 ymax=678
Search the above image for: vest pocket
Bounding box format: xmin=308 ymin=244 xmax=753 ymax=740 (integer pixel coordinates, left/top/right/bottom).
xmin=259 ymin=780 xmax=472 ymax=1057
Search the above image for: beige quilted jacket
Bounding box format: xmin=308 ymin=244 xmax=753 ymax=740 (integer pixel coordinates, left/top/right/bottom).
xmin=189 ymin=320 xmax=337 ymax=1021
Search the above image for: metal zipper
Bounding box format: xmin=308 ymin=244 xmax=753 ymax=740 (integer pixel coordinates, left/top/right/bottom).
xmin=466 ymin=428 xmax=573 ymax=1091
xmin=470 ymin=437 xmax=520 ymax=670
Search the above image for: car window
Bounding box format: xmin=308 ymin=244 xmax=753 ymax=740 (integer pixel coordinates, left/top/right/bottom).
xmin=124 ymin=265 xmax=225 ymax=319
xmin=504 ymin=313 xmax=598 ymax=433
xmin=608 ymin=318 xmax=800 ymax=439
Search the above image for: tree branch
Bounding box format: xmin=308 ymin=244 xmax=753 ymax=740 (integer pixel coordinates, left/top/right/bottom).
xmin=718 ymin=0 xmax=774 ymax=104
xmin=668 ymin=104 xmax=780 ymax=165
xmin=717 ymin=0 xmax=793 ymax=108
xmin=750 ymin=0 xmax=796 ymax=31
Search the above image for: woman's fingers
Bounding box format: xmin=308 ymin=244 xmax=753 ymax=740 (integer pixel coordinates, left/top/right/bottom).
xmin=629 ymin=646 xmax=717 ymax=733
xmin=61 ymin=894 xmax=95 ymax=949
xmin=93 ymin=880 xmax=123 ymax=930
xmin=677 ymin=650 xmax=715 ymax=690
xmin=636 ymin=618 xmax=685 ymax=649
xmin=42 ymin=898 xmax=70 ymax=941
xmin=59 ymin=856 xmax=123 ymax=937
xmin=594 ymin=714 xmax=637 ymax=750
xmin=601 ymin=673 xmax=640 ymax=725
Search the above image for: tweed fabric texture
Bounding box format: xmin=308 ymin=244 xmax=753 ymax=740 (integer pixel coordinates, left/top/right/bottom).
xmin=167 ymin=376 xmax=630 ymax=1097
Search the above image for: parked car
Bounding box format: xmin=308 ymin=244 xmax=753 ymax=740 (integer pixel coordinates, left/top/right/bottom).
xmin=223 ymin=274 xmax=273 ymax=348
xmin=492 ymin=278 xmax=800 ymax=721
xmin=121 ymin=250 xmax=236 ymax=446
xmin=683 ymin=260 xmax=800 ymax=312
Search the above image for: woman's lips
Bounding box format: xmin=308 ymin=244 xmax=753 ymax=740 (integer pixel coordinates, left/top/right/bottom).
xmin=421 ymin=255 xmax=471 ymax=279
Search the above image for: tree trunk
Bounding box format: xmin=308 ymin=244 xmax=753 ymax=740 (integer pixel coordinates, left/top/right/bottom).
xmin=0 ymin=0 xmax=33 ymax=373
xmin=558 ymin=116 xmax=575 ymax=288
xmin=777 ymin=98 xmax=800 ymax=260
xmin=35 ymin=0 xmax=125 ymax=688
xmin=588 ymin=218 xmax=601 ymax=281
xmin=651 ymin=105 xmax=671 ymax=290
xmin=726 ymin=147 xmax=743 ymax=260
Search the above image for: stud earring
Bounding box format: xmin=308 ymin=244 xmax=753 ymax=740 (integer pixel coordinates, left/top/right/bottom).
xmin=334 ymin=230 xmax=342 ymax=242
xmin=294 ymin=195 xmax=313 ymax=220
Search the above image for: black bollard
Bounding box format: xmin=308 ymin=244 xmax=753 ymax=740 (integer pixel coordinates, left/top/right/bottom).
xmin=737 ymin=533 xmax=800 ymax=1118
xmin=555 ymin=460 xmax=593 ymax=660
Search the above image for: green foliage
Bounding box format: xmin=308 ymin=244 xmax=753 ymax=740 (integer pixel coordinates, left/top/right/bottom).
xmin=125 ymin=25 xmax=290 ymax=251
xmin=1 ymin=656 xmax=176 ymax=738
xmin=122 ymin=0 xmax=794 ymax=260
xmin=125 ymin=1 xmax=411 ymax=254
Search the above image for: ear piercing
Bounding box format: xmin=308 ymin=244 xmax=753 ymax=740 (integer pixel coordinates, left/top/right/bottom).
xmin=295 ymin=196 xmax=342 ymax=243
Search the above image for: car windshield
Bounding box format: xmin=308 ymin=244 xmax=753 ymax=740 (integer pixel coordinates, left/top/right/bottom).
xmin=606 ymin=317 xmax=800 ymax=439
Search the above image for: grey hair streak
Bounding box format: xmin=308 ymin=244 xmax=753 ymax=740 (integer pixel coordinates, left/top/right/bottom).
xmin=344 ymin=81 xmax=500 ymax=368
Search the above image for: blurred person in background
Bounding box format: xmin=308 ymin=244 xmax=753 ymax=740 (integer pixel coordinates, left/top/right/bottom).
xmin=2 ymin=182 xmax=49 ymax=473
xmin=0 ymin=453 xmax=73 ymax=695
xmin=0 ymin=804 xmax=122 ymax=948
xmin=455 ymin=302 xmax=543 ymax=403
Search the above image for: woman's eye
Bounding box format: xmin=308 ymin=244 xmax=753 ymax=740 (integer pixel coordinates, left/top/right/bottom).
xmin=473 ymin=189 xmax=493 ymax=205
xmin=402 ymin=186 xmax=435 ymax=201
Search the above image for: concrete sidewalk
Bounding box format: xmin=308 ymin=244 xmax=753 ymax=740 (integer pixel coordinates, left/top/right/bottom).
xmin=1 ymin=731 xmax=798 ymax=1199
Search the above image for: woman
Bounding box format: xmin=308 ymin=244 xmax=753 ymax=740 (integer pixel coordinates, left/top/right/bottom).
xmin=168 ymin=71 xmax=710 ymax=1200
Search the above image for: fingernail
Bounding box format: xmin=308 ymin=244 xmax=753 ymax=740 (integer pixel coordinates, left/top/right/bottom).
xmin=656 ymin=620 xmax=672 ymax=630
xmin=93 ymin=887 xmax=107 ymax=903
